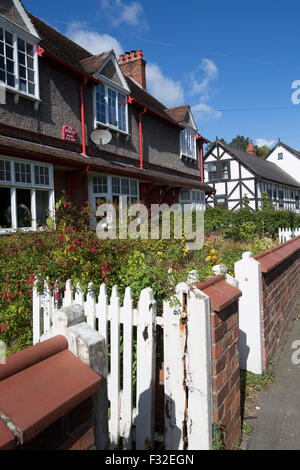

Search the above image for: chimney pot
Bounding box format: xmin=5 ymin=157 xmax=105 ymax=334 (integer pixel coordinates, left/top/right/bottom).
xmin=246 ymin=141 xmax=256 ymax=155
xmin=118 ymin=48 xmax=146 ymax=90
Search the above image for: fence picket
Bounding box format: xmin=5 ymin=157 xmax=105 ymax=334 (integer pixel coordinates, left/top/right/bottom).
xmin=109 ymin=285 xmax=120 ymax=448
xmin=163 ymin=283 xmax=188 ymax=450
xmin=63 ymin=279 xmax=73 ymax=307
xmin=75 ymin=282 xmax=85 ymax=308
xmin=121 ymin=286 xmax=134 ymax=449
xmin=86 ymin=282 xmax=96 ymax=328
xmin=135 ymin=287 xmax=156 ymax=450
xmin=42 ymin=279 xmax=51 ymax=334
xmin=32 ymin=280 xmax=41 ymax=345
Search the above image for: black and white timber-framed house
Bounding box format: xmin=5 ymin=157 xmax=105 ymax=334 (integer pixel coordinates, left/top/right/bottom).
xmin=204 ymin=140 xmax=300 ymax=212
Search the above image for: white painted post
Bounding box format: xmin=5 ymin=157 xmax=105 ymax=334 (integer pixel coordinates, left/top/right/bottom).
xmin=63 ymin=279 xmax=73 ymax=307
xmin=136 ymin=287 xmax=156 ymax=450
xmin=74 ymin=282 xmax=85 ymax=308
xmin=121 ymin=286 xmax=134 ymax=449
xmin=97 ymin=283 xmax=108 ymax=357
xmin=186 ymin=287 xmax=212 ymax=450
xmin=109 ymin=285 xmax=120 ymax=448
xmin=235 ymin=252 xmax=264 ymax=374
xmin=163 ymin=282 xmax=188 ymax=450
xmin=42 ymin=279 xmax=51 ymax=333
xmin=32 ymin=279 xmax=41 ymax=344
xmin=86 ymin=282 xmax=96 ymax=328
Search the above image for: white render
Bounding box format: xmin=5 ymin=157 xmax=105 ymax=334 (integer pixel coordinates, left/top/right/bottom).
xmin=266 ymin=143 xmax=300 ymax=184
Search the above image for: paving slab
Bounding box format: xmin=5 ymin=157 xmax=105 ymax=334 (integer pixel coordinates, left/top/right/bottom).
xmin=247 ymin=300 xmax=300 ymax=450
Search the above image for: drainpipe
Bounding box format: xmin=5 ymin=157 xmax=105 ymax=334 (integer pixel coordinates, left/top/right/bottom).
xmin=138 ymin=107 xmax=147 ymax=169
xmin=200 ymin=143 xmax=204 ymax=182
xmin=80 ymin=76 xmax=88 ymax=156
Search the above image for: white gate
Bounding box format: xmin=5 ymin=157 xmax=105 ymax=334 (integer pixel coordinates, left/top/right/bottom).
xmin=33 ymin=279 xmax=212 ymax=450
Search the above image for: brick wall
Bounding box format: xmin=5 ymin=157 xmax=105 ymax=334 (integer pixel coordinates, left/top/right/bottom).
xmin=255 ymin=237 xmax=300 ymax=369
xmin=196 ymin=275 xmax=242 ymax=450
xmin=210 ymin=301 xmax=241 ymax=449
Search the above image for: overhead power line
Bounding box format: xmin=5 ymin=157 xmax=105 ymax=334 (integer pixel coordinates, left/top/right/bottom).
xmin=42 ymin=17 xmax=300 ymax=70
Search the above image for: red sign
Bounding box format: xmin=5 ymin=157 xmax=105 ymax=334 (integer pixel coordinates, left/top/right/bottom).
xmin=62 ymin=126 xmax=77 ymax=142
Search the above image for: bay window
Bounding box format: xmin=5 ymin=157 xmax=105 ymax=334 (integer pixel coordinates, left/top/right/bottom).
xmin=181 ymin=128 xmax=196 ymax=160
xmin=179 ymin=189 xmax=205 ymax=210
xmin=0 ymin=24 xmax=39 ymax=100
xmin=95 ymin=83 xmax=128 ymax=132
xmin=0 ymin=157 xmax=54 ymax=232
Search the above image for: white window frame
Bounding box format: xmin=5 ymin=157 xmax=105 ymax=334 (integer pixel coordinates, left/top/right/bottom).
xmin=180 ymin=126 xmax=197 ymax=160
xmin=0 ymin=156 xmax=54 ymax=233
xmin=0 ymin=16 xmax=40 ymax=106
xmin=179 ymin=189 xmax=205 ymax=210
xmin=94 ymin=83 xmax=129 ymax=134
xmin=88 ymin=174 xmax=140 ymax=226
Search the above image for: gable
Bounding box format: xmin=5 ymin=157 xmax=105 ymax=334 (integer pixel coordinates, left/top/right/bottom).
xmin=183 ymin=108 xmax=197 ymax=130
xmin=100 ymin=58 xmax=123 ymax=87
xmin=0 ymin=0 xmax=39 ymax=38
xmin=95 ymin=53 xmax=130 ymax=93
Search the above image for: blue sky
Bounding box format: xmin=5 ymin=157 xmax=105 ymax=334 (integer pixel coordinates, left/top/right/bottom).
xmin=25 ymin=0 xmax=300 ymax=149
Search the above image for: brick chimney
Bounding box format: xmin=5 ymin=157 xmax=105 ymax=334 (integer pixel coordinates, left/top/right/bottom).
xmin=246 ymin=141 xmax=256 ymax=155
xmin=118 ymin=49 xmax=146 ymax=90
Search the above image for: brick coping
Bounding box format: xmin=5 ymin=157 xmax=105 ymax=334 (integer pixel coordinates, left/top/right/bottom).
xmin=254 ymin=235 xmax=300 ymax=273
xmin=195 ymin=275 xmax=242 ymax=312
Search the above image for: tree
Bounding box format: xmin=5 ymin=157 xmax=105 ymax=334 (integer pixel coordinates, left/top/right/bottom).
xmin=228 ymin=135 xmax=250 ymax=151
xmin=255 ymin=145 xmax=270 ymax=159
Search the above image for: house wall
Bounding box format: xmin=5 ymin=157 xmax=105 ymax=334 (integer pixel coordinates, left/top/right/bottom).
xmin=266 ymin=144 xmax=300 ymax=184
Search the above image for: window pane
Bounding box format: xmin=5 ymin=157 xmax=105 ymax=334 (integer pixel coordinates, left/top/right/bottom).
xmin=118 ymin=93 xmax=126 ymax=131
xmin=16 ymin=188 xmax=32 ymax=227
xmin=96 ymin=84 xmax=106 ymax=123
xmin=93 ymin=176 xmax=107 ymax=193
xmin=5 ymin=31 xmax=13 ymax=46
xmin=36 ymin=190 xmax=49 ymax=226
xmin=121 ymin=178 xmax=129 ymax=194
xmin=0 ymin=188 xmax=11 ymax=228
xmin=0 ymin=28 xmax=3 ymax=42
xmin=108 ymin=88 xmax=117 ymax=126
xmin=0 ymin=160 xmax=11 ymax=181
xmin=19 ymin=65 xmax=26 ymax=78
xmin=7 ymin=73 xmax=15 ymax=87
xmin=26 ymin=43 xmax=34 ymax=57
xmin=17 ymin=38 xmax=25 ymax=52
xmin=181 ymin=190 xmax=190 ymax=201
xmin=18 ymin=51 xmax=25 ymax=65
xmin=0 ymin=43 xmax=4 ymax=56
xmin=112 ymin=177 xmax=120 ymax=194
xmin=222 ymin=162 xmax=229 ymax=179
xmin=6 ymin=59 xmax=14 ymax=73
xmin=6 ymin=45 xmax=13 ymax=60
xmin=20 ymin=78 xmax=27 ymax=92
xmin=15 ymin=162 xmax=31 ymax=183
xmin=0 ymin=56 xmax=4 ymax=69
xmin=130 ymin=180 xmax=138 ymax=196
xmin=27 ymin=56 xmax=34 ymax=70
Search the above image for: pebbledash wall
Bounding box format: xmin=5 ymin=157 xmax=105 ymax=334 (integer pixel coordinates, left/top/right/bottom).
xmin=235 ymin=236 xmax=300 ymax=374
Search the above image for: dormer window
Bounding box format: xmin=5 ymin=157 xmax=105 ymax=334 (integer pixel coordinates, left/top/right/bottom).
xmin=0 ymin=24 xmax=39 ymax=101
xmin=95 ymin=83 xmax=128 ymax=133
xmin=181 ymin=128 xmax=196 ymax=160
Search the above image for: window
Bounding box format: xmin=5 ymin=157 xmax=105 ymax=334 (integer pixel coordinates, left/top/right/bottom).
xmin=0 ymin=157 xmax=53 ymax=231
xmin=278 ymin=190 xmax=284 ymax=208
xmin=296 ymin=195 xmax=299 ymax=210
xmin=221 ymin=162 xmax=230 ymax=180
xmin=214 ymin=195 xmax=227 ymax=208
xmin=204 ymin=162 xmax=217 ymax=181
xmin=93 ymin=176 xmax=107 ymax=194
xmin=0 ymin=26 xmax=38 ymax=98
xmin=179 ymin=189 xmax=205 ymax=209
xmin=91 ymin=175 xmax=139 ymax=209
xmin=278 ymin=153 xmax=283 ymax=160
xmin=95 ymin=84 xmax=128 ymax=132
xmin=181 ymin=128 xmax=196 ymax=159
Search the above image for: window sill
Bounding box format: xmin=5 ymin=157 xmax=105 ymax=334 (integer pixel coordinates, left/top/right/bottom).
xmin=3 ymin=84 xmax=41 ymax=110
xmin=180 ymin=153 xmax=197 ymax=161
xmin=0 ymin=226 xmax=47 ymax=235
xmin=95 ymin=122 xmax=130 ymax=138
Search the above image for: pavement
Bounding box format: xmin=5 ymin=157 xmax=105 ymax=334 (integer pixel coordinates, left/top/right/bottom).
xmin=247 ymin=299 xmax=300 ymax=450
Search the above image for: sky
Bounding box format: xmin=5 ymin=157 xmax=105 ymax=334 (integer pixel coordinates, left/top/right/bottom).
xmin=24 ymin=0 xmax=300 ymax=150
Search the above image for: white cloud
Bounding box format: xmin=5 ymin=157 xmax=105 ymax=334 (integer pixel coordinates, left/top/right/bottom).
xmin=100 ymin=0 xmax=147 ymax=29
xmin=66 ymin=22 xmax=123 ymax=56
xmin=256 ymin=138 xmax=276 ymax=148
xmin=146 ymin=63 xmax=184 ymax=108
xmin=190 ymin=59 xmax=219 ymax=100
xmin=191 ymin=103 xmax=222 ymax=121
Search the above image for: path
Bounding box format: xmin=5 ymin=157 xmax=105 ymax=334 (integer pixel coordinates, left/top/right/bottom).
xmin=247 ymin=300 xmax=300 ymax=450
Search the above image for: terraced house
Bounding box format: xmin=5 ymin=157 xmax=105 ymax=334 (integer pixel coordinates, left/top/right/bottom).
xmin=0 ymin=0 xmax=214 ymax=233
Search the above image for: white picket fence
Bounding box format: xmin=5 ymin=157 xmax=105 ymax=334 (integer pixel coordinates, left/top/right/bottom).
xmin=32 ymin=279 xmax=212 ymax=450
xmin=278 ymin=227 xmax=300 ymax=243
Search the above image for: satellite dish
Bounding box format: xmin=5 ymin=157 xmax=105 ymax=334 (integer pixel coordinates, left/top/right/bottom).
xmin=90 ymin=129 xmax=112 ymax=146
